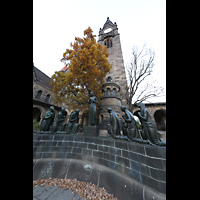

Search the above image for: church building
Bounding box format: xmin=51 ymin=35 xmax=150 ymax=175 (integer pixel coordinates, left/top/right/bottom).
xmin=33 ymin=17 xmax=128 ymax=134
xmin=33 ymin=17 xmax=166 ymax=134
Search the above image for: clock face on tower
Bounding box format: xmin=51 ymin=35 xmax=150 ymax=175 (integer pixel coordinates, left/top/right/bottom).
xmin=104 ymin=28 xmax=112 ymax=33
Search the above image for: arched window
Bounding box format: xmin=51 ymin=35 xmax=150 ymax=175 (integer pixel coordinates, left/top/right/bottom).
xmin=99 ymin=114 xmax=104 ymax=123
xmin=154 ymin=109 xmax=166 ymax=131
xmin=35 ymin=90 xmax=42 ymax=99
xmin=102 ymin=89 xmax=105 ymax=96
xmin=45 ymin=94 xmax=50 ymax=102
xmin=33 ymin=107 xmax=41 ymax=122
xmin=106 ymin=88 xmax=111 ymax=96
xmin=112 ymin=88 xmax=116 ymax=96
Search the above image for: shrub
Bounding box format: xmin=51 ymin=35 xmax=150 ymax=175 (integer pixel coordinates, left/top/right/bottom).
xmin=33 ymin=119 xmax=40 ymax=131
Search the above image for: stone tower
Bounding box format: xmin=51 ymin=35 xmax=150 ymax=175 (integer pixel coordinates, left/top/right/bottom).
xmin=98 ymin=17 xmax=128 ymax=135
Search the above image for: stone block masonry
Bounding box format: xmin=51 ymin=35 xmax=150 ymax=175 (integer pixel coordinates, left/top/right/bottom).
xmin=33 ymin=133 xmax=166 ymax=195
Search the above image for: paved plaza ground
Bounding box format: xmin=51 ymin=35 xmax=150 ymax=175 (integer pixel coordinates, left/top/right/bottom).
xmin=33 ymin=186 xmax=86 ymax=200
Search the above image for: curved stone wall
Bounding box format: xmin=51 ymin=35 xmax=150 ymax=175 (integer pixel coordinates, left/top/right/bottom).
xmin=33 ymin=133 xmax=166 ymax=198
xmin=33 ymin=158 xmax=165 ymax=200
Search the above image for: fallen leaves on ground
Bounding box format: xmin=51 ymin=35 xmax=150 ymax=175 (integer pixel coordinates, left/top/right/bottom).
xmin=33 ymin=177 xmax=118 ymax=200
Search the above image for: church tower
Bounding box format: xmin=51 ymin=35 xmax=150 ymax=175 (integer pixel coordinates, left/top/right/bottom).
xmin=98 ymin=17 xmax=128 ymax=135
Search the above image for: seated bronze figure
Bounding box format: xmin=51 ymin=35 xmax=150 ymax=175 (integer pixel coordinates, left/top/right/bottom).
xmin=121 ymin=106 xmax=147 ymax=143
xmin=121 ymin=106 xmax=139 ymax=138
xmin=52 ymin=107 xmax=67 ymax=133
xmin=65 ymin=109 xmax=80 ymax=134
xmin=40 ymin=106 xmax=55 ymax=131
xmin=136 ymin=102 xmax=166 ymax=146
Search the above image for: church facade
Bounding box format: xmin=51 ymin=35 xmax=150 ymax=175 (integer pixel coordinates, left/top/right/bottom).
xmin=33 ymin=17 xmax=127 ymax=130
xmin=33 ymin=63 xmax=63 ymax=124
xmin=33 ymin=17 xmax=166 ymax=134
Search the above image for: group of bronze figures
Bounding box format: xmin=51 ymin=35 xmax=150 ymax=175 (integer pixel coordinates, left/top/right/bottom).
xmin=37 ymin=91 xmax=165 ymax=146
xmin=40 ymin=106 xmax=80 ymax=134
xmin=107 ymin=103 xmax=166 ymax=146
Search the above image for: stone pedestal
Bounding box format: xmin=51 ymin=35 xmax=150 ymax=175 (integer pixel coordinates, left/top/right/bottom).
xmin=83 ymin=126 xmax=98 ymax=137
xmin=157 ymin=131 xmax=166 ymax=141
xmin=99 ymin=129 xmax=108 ymax=137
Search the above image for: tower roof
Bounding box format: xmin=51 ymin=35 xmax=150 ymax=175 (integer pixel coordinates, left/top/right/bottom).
xmin=103 ymin=17 xmax=115 ymax=29
xmin=98 ymin=17 xmax=118 ymax=41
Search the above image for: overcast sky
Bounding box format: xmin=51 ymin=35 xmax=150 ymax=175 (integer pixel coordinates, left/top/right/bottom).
xmin=33 ymin=0 xmax=166 ymax=103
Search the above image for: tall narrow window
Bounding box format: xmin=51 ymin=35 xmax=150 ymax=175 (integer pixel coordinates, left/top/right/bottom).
xmin=45 ymin=94 xmax=50 ymax=102
xmin=112 ymin=88 xmax=116 ymax=96
xmin=102 ymin=89 xmax=105 ymax=96
xmin=107 ymin=39 xmax=110 ymax=48
xmin=104 ymin=38 xmax=112 ymax=48
xmin=106 ymin=88 xmax=111 ymax=96
xmin=110 ymin=38 xmax=112 ymax=47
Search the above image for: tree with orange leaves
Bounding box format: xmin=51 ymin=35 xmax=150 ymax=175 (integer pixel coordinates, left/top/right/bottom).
xmin=50 ymin=27 xmax=112 ymax=111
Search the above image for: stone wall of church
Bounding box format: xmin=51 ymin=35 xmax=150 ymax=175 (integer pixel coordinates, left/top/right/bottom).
xmin=33 ymin=82 xmax=54 ymax=104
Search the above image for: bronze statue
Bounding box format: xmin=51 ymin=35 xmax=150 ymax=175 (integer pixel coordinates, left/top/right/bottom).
xmin=107 ymin=108 xmax=133 ymax=142
xmin=121 ymin=114 xmax=129 ymax=136
xmin=107 ymin=108 xmax=120 ymax=136
xmin=136 ymin=102 xmax=166 ymax=146
xmin=88 ymin=91 xmax=98 ymax=126
xmin=65 ymin=109 xmax=80 ymax=134
xmin=121 ymin=106 xmax=140 ymax=139
xmin=52 ymin=107 xmax=67 ymax=133
xmin=121 ymin=106 xmax=149 ymax=143
xmin=40 ymin=106 xmax=55 ymax=131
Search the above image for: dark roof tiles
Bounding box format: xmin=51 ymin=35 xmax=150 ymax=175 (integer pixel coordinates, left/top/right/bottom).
xmin=33 ymin=65 xmax=53 ymax=90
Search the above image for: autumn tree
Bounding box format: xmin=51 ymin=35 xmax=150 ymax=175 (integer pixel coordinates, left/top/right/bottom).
xmin=50 ymin=27 xmax=112 ymax=111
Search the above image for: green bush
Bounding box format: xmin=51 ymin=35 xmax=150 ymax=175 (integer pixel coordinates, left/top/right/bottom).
xmin=33 ymin=119 xmax=41 ymax=131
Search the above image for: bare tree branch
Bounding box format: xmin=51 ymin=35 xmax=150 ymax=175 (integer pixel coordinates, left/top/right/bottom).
xmin=125 ymin=44 xmax=164 ymax=111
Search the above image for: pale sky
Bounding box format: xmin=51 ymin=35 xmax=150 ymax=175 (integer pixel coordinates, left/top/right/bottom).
xmin=33 ymin=0 xmax=166 ymax=103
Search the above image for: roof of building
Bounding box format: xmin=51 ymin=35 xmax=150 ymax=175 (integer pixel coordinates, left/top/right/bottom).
xmin=60 ymin=65 xmax=68 ymax=72
xmin=103 ymin=17 xmax=115 ymax=29
xmin=33 ymin=64 xmax=53 ymax=90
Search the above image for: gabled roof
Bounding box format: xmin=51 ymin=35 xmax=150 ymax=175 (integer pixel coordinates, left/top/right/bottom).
xmin=33 ymin=64 xmax=53 ymax=90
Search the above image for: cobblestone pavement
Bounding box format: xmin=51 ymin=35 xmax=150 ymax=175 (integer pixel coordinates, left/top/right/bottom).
xmin=33 ymin=186 xmax=86 ymax=200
